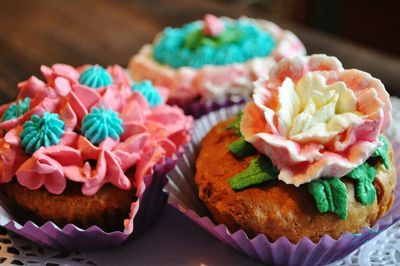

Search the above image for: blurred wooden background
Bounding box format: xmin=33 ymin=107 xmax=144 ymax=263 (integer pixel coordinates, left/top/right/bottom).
xmin=0 ymin=0 xmax=399 ymax=103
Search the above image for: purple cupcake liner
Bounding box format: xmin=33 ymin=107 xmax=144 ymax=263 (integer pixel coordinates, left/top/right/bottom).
xmin=167 ymin=95 xmax=246 ymax=119
xmin=0 ymin=157 xmax=177 ymax=251
xmin=166 ymin=105 xmax=400 ymax=266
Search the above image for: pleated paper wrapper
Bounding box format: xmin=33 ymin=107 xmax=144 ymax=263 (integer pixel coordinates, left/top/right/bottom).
xmin=168 ymin=96 xmax=246 ymax=119
xmin=0 ymin=157 xmax=176 ymax=251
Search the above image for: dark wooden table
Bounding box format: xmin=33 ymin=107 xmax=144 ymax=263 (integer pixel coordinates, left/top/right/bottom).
xmin=0 ymin=0 xmax=399 ymax=103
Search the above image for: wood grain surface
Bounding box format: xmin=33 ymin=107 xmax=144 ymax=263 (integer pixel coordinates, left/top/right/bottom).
xmin=0 ymin=0 xmax=399 ymax=103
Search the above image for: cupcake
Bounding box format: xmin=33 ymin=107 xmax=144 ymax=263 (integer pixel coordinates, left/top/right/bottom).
xmin=166 ymin=54 xmax=400 ymax=265
xmin=0 ymin=64 xmax=192 ymax=248
xmin=129 ymin=14 xmax=306 ymax=118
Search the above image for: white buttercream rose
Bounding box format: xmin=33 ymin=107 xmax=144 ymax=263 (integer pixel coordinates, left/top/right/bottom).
xmin=241 ymin=55 xmax=391 ymax=186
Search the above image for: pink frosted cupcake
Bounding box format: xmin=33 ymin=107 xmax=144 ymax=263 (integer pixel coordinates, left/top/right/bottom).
xmin=0 ymin=64 xmax=192 ymax=249
xmin=129 ymin=14 xmax=306 ymax=118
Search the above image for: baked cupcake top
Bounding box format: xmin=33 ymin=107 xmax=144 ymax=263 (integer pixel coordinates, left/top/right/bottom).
xmin=0 ymin=64 xmax=192 ymax=196
xmin=129 ymin=15 xmax=306 ymax=101
xmin=227 ymin=54 xmax=392 ymax=219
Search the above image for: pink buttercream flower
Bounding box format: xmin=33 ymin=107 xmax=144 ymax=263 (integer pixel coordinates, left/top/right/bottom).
xmin=0 ymin=127 xmax=28 ymax=183
xmin=203 ymin=14 xmax=225 ymax=36
xmin=0 ymin=63 xmax=193 ymax=199
xmin=241 ymin=54 xmax=391 ymax=186
xmin=16 ymin=144 xmax=82 ymax=194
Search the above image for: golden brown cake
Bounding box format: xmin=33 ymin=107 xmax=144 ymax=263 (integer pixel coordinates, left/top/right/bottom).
xmin=1 ymin=180 xmax=134 ymax=231
xmin=195 ymin=119 xmax=396 ymax=242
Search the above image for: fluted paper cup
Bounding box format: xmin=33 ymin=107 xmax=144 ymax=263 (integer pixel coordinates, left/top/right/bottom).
xmin=168 ymin=96 xmax=246 ymax=119
xmin=166 ymin=105 xmax=400 ymax=266
xmin=0 ymin=157 xmax=176 ymax=251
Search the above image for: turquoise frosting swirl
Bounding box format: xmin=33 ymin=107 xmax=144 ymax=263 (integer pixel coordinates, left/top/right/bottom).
xmin=132 ymin=80 xmax=162 ymax=108
xmin=78 ymin=66 xmax=113 ymax=88
xmin=153 ymin=19 xmax=276 ymax=69
xmin=81 ymin=106 xmax=123 ymax=145
xmin=20 ymin=112 xmax=65 ymax=155
xmin=2 ymin=97 xmax=31 ymax=122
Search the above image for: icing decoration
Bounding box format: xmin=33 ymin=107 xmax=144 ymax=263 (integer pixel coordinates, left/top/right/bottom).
xmin=0 ymin=62 xmax=193 ymax=214
xmin=132 ymin=80 xmax=162 ymax=108
xmin=81 ymin=106 xmax=123 ymax=145
xmin=228 ymin=156 xmax=278 ymax=190
xmin=20 ymin=112 xmax=65 ymax=155
xmin=130 ymin=18 xmax=306 ymax=102
xmin=308 ymin=178 xmax=348 ymax=220
xmin=1 ymin=98 xmax=31 ymax=122
xmin=371 ymin=135 xmax=390 ymax=169
xmin=241 ymin=55 xmax=391 ymax=186
xmin=184 ymin=27 xmax=241 ymax=50
xmin=153 ymin=18 xmax=276 ymax=68
xmin=227 ymin=111 xmax=243 ymax=135
xmin=203 ymin=14 xmax=225 ymax=37
xmin=347 ymin=162 xmax=377 ymax=205
xmin=228 ymin=136 xmax=257 ymax=158
xmin=78 ymin=65 xmax=113 ymax=88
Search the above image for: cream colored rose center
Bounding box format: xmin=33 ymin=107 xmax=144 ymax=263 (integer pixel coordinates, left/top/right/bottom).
xmin=277 ymin=72 xmax=364 ymax=144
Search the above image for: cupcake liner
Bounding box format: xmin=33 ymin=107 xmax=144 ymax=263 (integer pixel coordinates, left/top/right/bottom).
xmin=167 ymin=96 xmax=246 ymax=119
xmin=0 ymin=157 xmax=176 ymax=251
xmin=166 ymin=105 xmax=400 ymax=266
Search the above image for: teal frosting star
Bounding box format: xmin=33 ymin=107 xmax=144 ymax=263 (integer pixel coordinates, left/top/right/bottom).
xmin=20 ymin=112 xmax=65 ymax=155
xmin=132 ymin=80 xmax=162 ymax=108
xmin=81 ymin=106 xmax=124 ymax=145
xmin=78 ymin=65 xmax=113 ymax=88
xmin=2 ymin=97 xmax=31 ymax=122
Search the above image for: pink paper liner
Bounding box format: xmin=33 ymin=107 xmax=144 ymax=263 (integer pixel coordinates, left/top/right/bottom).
xmin=166 ymin=105 xmax=400 ymax=266
xmin=167 ymin=96 xmax=246 ymax=119
xmin=0 ymin=157 xmax=176 ymax=251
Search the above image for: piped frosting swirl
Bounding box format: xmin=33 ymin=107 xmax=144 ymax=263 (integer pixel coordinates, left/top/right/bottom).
xmin=20 ymin=112 xmax=64 ymax=155
xmin=2 ymin=97 xmax=31 ymax=122
xmin=81 ymin=106 xmax=124 ymax=145
xmin=132 ymin=80 xmax=162 ymax=108
xmin=78 ymin=65 xmax=113 ymax=88
xmin=153 ymin=16 xmax=276 ymax=68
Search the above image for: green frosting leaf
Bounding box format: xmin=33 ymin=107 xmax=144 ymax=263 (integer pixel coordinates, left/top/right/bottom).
xmin=371 ymin=135 xmax=390 ymax=170
xmin=227 ymin=111 xmax=243 ymax=135
xmin=228 ymin=156 xmax=278 ymax=190
xmin=228 ymin=136 xmax=257 ymax=158
xmin=308 ymin=178 xmax=348 ymax=220
xmin=184 ymin=27 xmax=242 ymax=50
xmin=347 ymin=162 xmax=377 ymax=205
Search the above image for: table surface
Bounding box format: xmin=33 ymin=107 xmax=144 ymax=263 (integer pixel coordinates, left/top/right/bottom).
xmin=0 ymin=1 xmax=399 ymax=265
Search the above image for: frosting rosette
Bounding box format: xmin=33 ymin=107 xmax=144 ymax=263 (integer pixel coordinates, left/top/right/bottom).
xmin=241 ymin=54 xmax=391 ymax=186
xmin=129 ymin=15 xmax=306 ymax=112
xmin=0 ymin=63 xmax=192 ymax=209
